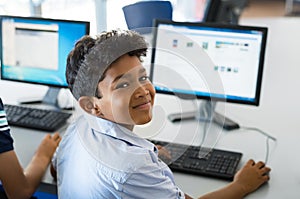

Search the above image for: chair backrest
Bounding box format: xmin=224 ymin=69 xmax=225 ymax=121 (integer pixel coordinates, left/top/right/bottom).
xmin=122 ymin=1 xmax=173 ymax=34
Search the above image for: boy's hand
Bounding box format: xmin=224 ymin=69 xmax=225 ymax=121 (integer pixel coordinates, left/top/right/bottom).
xmin=233 ymin=159 xmax=271 ymax=195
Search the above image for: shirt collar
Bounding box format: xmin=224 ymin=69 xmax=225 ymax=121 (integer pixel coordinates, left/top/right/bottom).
xmin=83 ymin=112 xmax=155 ymax=152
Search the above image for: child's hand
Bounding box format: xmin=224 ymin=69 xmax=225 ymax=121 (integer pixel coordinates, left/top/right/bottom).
xmin=233 ymin=159 xmax=271 ymax=195
xmin=36 ymin=132 xmax=61 ymax=161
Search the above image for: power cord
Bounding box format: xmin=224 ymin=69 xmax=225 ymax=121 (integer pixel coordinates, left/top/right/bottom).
xmin=238 ymin=126 xmax=277 ymax=164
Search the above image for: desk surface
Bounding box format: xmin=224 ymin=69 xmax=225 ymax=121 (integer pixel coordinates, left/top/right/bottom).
xmin=1 ymin=17 xmax=300 ymax=198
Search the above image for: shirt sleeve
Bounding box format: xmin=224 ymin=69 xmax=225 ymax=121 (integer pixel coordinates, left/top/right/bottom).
xmin=0 ymin=98 xmax=14 ymax=153
xmin=122 ymin=162 xmax=186 ymax=199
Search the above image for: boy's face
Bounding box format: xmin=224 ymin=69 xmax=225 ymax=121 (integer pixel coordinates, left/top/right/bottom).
xmin=96 ymin=54 xmax=155 ymax=126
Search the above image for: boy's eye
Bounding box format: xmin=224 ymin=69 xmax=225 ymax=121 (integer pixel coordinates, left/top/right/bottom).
xmin=139 ymin=75 xmax=150 ymax=82
xmin=115 ymin=76 xmax=150 ymax=89
xmin=115 ymin=82 xmax=129 ymax=89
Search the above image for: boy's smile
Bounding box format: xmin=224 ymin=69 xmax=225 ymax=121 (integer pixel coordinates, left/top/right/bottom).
xmin=132 ymin=100 xmax=152 ymax=110
xmin=96 ymin=54 xmax=156 ymax=128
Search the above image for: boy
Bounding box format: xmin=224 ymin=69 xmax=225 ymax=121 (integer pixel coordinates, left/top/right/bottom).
xmin=0 ymin=97 xmax=61 ymax=199
xmin=52 ymin=29 xmax=271 ymax=198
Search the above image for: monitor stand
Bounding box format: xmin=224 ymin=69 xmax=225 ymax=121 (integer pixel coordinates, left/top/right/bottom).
xmin=168 ymin=100 xmax=240 ymax=131
xmin=18 ymin=87 xmax=73 ymax=110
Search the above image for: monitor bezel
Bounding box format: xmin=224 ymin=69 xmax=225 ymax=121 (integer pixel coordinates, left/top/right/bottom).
xmin=0 ymin=15 xmax=90 ymax=89
xmin=150 ymin=19 xmax=268 ymax=106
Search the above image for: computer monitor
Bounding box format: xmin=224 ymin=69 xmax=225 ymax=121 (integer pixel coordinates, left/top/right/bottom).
xmin=203 ymin=0 xmax=248 ymax=24
xmin=0 ymin=15 xmax=90 ymax=107
xmin=150 ymin=19 xmax=268 ymax=129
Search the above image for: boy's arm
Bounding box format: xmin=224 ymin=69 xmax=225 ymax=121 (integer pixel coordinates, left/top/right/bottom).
xmin=184 ymin=159 xmax=270 ymax=199
xmin=0 ymin=133 xmax=61 ymax=199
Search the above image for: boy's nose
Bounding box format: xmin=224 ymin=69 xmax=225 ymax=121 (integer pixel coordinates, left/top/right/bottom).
xmin=134 ymin=85 xmax=149 ymax=98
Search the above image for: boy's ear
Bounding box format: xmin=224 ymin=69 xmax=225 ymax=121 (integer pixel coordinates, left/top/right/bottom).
xmin=78 ymin=96 xmax=102 ymax=116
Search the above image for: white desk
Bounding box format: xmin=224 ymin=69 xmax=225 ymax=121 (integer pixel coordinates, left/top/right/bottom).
xmin=1 ymin=17 xmax=300 ymax=198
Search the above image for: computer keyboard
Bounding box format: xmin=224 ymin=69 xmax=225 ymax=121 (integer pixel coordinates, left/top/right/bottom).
xmin=4 ymin=104 xmax=72 ymax=132
xmin=151 ymin=140 xmax=242 ymax=180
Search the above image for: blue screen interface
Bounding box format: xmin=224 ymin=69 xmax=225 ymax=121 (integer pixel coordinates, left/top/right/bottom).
xmin=0 ymin=16 xmax=89 ymax=88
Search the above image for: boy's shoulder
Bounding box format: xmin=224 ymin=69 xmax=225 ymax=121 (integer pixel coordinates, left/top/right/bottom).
xmin=73 ymin=114 xmax=157 ymax=172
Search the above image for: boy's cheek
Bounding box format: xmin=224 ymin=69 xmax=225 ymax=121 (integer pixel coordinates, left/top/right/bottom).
xmin=111 ymin=98 xmax=132 ymax=117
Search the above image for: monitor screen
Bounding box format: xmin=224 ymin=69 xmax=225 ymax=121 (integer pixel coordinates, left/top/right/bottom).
xmin=150 ymin=19 xmax=268 ymax=106
xmin=0 ymin=15 xmax=90 ymax=88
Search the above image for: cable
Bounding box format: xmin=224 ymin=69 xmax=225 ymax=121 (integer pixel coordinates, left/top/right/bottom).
xmin=239 ymin=126 xmax=277 ymax=164
xmin=239 ymin=127 xmax=277 ymax=141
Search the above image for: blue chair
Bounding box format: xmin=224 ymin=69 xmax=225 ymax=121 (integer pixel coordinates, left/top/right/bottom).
xmin=122 ymin=1 xmax=173 ymax=34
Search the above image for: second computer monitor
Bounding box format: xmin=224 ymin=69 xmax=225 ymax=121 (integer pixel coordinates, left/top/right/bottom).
xmin=150 ymin=19 xmax=268 ymax=106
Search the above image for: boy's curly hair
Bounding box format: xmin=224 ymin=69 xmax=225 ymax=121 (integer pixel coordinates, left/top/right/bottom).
xmin=66 ymin=29 xmax=148 ymax=100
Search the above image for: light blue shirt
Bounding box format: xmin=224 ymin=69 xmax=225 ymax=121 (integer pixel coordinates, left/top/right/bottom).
xmin=53 ymin=112 xmax=185 ymax=199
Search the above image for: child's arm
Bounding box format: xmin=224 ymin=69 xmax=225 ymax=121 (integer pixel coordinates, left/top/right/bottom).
xmin=0 ymin=132 xmax=61 ymax=199
xmin=184 ymin=159 xmax=270 ymax=199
